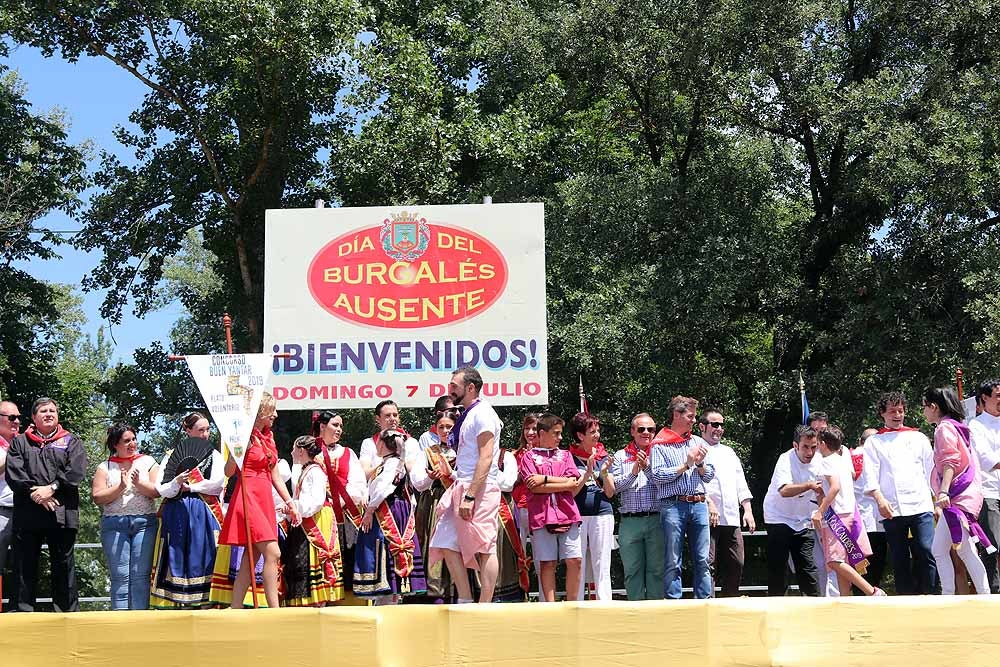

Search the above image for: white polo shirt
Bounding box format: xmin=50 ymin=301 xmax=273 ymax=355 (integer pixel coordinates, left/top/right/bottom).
xmin=861 ymin=428 xmax=934 ymax=517
xmin=763 ymin=448 xmax=821 ymax=531
xmin=704 ymin=442 xmax=752 ymax=527
xmin=970 ymin=412 xmax=1000 ymax=500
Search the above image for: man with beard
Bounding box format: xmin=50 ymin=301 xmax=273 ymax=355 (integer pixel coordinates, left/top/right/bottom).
xmin=428 ymin=366 xmax=504 ymax=603
xmin=4 ymin=398 xmax=87 ymax=611
xmin=609 ymin=413 xmax=664 ymax=600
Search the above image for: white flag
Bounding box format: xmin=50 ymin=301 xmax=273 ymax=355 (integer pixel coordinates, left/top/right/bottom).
xmin=962 ymin=395 xmax=978 ymax=424
xmin=186 ymin=354 xmax=273 ymax=468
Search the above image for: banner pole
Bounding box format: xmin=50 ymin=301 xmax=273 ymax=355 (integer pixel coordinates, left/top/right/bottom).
xmin=957 ymin=367 xmax=964 ymax=401
xmin=224 ymin=313 xmax=260 ymax=609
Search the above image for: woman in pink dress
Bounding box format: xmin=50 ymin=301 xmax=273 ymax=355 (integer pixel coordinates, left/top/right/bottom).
xmin=923 ymin=386 xmax=994 ymax=595
xmin=217 ymin=392 xmax=299 ymax=608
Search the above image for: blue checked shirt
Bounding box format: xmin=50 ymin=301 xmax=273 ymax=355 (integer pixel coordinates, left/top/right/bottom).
xmin=610 ymin=448 xmax=659 ymax=514
xmin=648 ymin=435 xmax=716 ymax=500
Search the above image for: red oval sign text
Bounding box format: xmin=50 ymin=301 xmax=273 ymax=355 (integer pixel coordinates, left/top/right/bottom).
xmin=307 ymin=214 xmax=509 ymax=329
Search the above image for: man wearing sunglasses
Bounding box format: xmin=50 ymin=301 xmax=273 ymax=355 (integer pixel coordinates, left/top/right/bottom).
xmin=0 ymin=400 xmax=21 ymax=598
xmin=609 ymin=413 xmax=665 ymax=600
xmin=699 ymin=408 xmax=755 ymax=597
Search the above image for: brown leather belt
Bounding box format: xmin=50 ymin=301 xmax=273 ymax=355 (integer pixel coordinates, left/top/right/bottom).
xmin=669 ymin=494 xmax=706 ymax=503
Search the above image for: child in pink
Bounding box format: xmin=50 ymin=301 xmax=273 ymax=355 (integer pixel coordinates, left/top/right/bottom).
xmin=517 ymin=413 xmax=586 ymax=601
xmin=812 ymin=426 xmax=884 ymax=596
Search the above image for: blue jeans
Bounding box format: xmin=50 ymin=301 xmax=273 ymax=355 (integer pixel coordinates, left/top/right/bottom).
xmin=100 ymin=514 xmax=158 ymax=610
xmin=660 ymin=499 xmax=711 ymax=599
xmin=883 ymin=512 xmax=937 ymax=594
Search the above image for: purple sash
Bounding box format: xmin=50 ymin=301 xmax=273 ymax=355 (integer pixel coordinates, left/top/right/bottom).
xmin=939 ymin=419 xmax=996 ymax=552
xmin=447 ymin=398 xmax=480 ymax=452
xmin=822 ymin=506 xmax=870 ymax=573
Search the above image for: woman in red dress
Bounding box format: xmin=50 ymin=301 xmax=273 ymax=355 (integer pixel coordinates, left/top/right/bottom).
xmin=218 ymin=392 xmax=299 ymax=608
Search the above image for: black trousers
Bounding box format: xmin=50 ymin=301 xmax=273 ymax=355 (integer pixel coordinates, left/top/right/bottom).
xmin=766 ymin=523 xmax=819 ymax=596
xmin=709 ymin=525 xmax=745 ymax=597
xmin=12 ymin=513 xmax=79 ymax=612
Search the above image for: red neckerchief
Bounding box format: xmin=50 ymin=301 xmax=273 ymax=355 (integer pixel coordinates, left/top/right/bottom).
xmin=625 ymin=440 xmax=650 ymax=462
xmin=850 ymin=449 xmax=864 ymax=481
xmin=0 ymin=434 xmax=9 ymax=452
xmin=651 ymin=427 xmax=689 ymax=446
xmin=109 ymin=453 xmax=141 ymax=464
xmin=429 ymin=424 xmax=438 ymax=435
xmin=252 ymin=427 xmax=278 ymax=468
xmin=570 ymin=442 xmax=609 ymax=461
xmin=24 ymin=424 xmax=70 ymax=446
xmin=876 ymin=425 xmax=919 ymax=434
xmin=372 ymin=427 xmax=412 ymax=443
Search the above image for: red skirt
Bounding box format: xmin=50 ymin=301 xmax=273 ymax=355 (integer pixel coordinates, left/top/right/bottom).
xmin=219 ymin=473 xmax=278 ymax=545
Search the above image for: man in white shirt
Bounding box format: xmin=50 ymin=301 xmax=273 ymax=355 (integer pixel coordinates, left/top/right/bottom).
xmin=763 ymin=425 xmax=822 ymax=596
xmin=0 ymin=400 xmax=21 ymax=604
xmin=429 ymin=366 xmax=504 ymax=603
xmin=700 ymin=408 xmax=755 ymax=597
xmin=970 ymin=379 xmax=1000 ymax=593
xmin=861 ymin=391 xmax=937 ymax=594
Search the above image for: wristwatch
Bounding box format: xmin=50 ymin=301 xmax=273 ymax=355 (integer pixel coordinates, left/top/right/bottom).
xmin=463 ymin=494 xmax=475 ymax=502
xmin=50 ymin=481 xmax=59 ymax=492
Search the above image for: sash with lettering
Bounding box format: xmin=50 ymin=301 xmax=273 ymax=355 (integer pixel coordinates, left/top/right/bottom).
xmin=373 ymin=460 xmax=417 ymax=578
xmin=425 ymin=445 xmax=454 ymax=489
xmin=321 ymin=443 xmax=363 ymax=529
xmin=497 ymin=453 xmax=530 ymax=592
xmin=296 ymin=462 xmax=342 ymax=585
xmin=822 ymin=506 xmax=871 ymax=574
xmin=938 ymin=418 xmax=997 ymax=552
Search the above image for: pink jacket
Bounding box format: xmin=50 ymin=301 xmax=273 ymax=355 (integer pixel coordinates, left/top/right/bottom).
xmin=517 ymin=447 xmax=581 ymax=532
xmin=932 ymin=420 xmax=984 ymax=517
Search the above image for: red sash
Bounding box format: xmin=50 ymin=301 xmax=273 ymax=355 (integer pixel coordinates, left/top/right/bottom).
xmin=425 ymin=445 xmax=454 ymax=489
xmin=188 ymin=467 xmax=224 ymax=527
xmin=876 ymin=425 xmax=919 ymax=434
xmin=374 ymin=497 xmax=416 ymax=578
xmin=296 ymin=463 xmax=342 ymax=586
xmin=322 ymin=444 xmax=363 ymax=528
xmin=497 ymin=496 xmax=530 ymax=592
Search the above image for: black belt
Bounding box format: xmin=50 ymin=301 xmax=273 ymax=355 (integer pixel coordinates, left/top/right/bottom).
xmin=621 ymin=511 xmax=658 ymax=517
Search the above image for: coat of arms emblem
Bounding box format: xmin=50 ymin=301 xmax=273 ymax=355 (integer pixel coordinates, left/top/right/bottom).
xmin=381 ymin=211 xmax=431 ymax=261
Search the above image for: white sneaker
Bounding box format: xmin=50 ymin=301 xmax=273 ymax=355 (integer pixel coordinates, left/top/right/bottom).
xmin=873 ymin=587 xmax=887 ymax=597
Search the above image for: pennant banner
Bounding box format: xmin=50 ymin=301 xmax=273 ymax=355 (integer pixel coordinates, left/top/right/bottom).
xmin=186 ymin=354 xmax=273 ymax=468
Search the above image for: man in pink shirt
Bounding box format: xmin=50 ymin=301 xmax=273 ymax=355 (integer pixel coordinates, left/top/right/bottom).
xmin=518 ymin=413 xmax=585 ymax=601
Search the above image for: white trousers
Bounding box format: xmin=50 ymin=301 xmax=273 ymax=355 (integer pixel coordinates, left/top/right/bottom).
xmin=578 ymin=514 xmax=615 ymax=600
xmin=932 ymin=515 xmax=990 ymax=595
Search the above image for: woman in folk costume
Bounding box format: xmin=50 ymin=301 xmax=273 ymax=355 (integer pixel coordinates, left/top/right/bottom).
xmin=281 ymin=436 xmax=342 ymax=606
xmin=354 ymin=429 xmax=429 ymax=603
xmin=491 ymin=440 xmax=531 ymax=602
xmin=313 ymin=409 xmax=368 ymax=605
xmin=511 ymin=414 xmax=540 ymax=548
xmin=414 ymin=409 xmax=458 ymax=602
xmin=214 ymin=393 xmax=299 ymax=608
xmin=923 ymin=386 xmax=995 ymax=595
xmin=140 ymin=412 xmax=226 ymax=609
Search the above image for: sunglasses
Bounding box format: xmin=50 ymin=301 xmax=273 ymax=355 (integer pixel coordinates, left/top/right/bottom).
xmin=635 ymin=426 xmax=656 ymax=433
xmin=0 ymin=413 xmax=21 ymax=422
xmin=705 ymin=421 xmax=724 ymax=428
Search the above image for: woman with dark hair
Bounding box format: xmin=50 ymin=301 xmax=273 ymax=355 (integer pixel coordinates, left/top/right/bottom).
xmin=568 ymin=412 xmax=615 ymax=600
xmin=313 ymin=409 xmax=368 ymax=604
xmin=492 ymin=431 xmax=531 ymax=602
xmin=282 ymin=436 xmax=342 ymax=606
xmin=414 ymin=410 xmax=457 ymax=602
xmin=923 ymin=386 xmax=994 ymax=594
xmin=354 ymin=429 xmax=428 ymax=603
xmin=92 ymin=424 xmax=159 ymax=609
xmin=418 ymin=396 xmax=456 ymax=451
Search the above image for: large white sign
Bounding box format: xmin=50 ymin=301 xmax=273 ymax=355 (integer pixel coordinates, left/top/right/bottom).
xmin=264 ymin=204 xmax=548 ymax=409
xmin=186 ymin=354 xmax=273 ymax=467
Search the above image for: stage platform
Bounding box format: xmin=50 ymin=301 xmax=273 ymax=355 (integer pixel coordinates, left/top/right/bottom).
xmin=2 ymin=597 xmax=998 ymax=666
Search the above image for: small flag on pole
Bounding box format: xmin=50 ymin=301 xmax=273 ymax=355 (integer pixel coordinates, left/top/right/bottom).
xmin=799 ymin=371 xmax=810 ymax=425
xmin=579 ymin=376 xmax=589 ymax=414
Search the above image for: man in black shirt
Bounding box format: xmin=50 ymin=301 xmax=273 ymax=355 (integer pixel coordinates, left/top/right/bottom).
xmin=4 ymin=397 xmax=87 ymax=612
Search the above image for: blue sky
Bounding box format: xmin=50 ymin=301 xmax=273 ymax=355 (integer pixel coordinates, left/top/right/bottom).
xmin=6 ymin=42 xmax=183 ymax=362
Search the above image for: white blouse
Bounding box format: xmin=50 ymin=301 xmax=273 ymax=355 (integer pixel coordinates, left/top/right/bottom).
xmin=99 ymin=456 xmax=158 ymax=516
xmin=293 ymin=463 xmax=329 ymax=519
xmin=155 ymin=449 xmax=226 ymax=498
